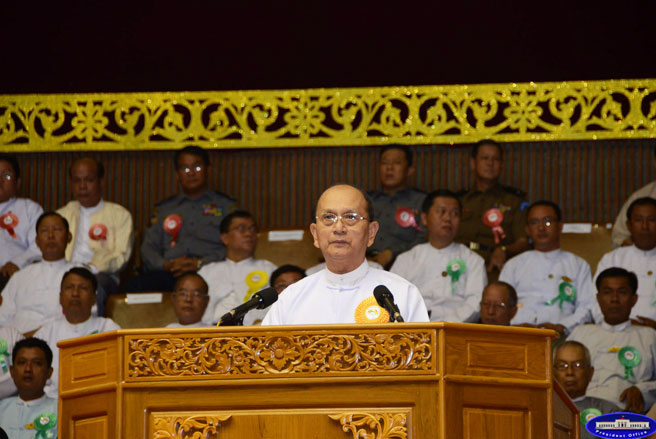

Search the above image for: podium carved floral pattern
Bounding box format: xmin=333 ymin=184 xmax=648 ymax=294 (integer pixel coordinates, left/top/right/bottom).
xmin=152 ymin=414 xmax=231 ymax=439
xmin=328 ymin=412 xmax=408 ymax=439
xmin=127 ymin=332 xmax=433 ymax=378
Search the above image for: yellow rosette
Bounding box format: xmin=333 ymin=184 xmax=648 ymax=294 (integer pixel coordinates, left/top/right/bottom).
xmin=354 ymin=296 xmax=390 ymax=324
xmin=243 ymin=271 xmax=269 ymax=302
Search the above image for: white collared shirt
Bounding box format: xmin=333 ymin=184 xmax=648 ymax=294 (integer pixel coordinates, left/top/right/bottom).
xmin=70 ymin=199 xmax=104 ymax=267
xmin=0 ymin=197 xmax=43 ymax=268
xmin=0 ymin=326 xmax=23 ymax=399
xmin=0 ymin=394 xmax=58 ymax=439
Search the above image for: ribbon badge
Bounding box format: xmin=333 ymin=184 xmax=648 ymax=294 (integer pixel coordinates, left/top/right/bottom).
xmin=446 ymin=259 xmax=466 ymax=291
xmin=546 ymin=281 xmax=577 ymax=309
xmin=0 ymin=212 xmax=19 ymax=238
xmin=243 ymin=271 xmax=268 ymax=302
xmin=33 ymin=412 xmax=57 ymax=438
xmin=482 ymin=208 xmax=505 ymax=244
xmin=394 ymin=206 xmax=422 ymax=231
xmin=579 ymin=408 xmax=602 ymax=426
xmin=163 ymin=214 xmax=182 ymax=247
xmin=0 ymin=338 xmax=9 ymax=374
xmin=618 ymin=346 xmax=641 ymax=381
xmin=354 ymin=296 xmax=390 ymax=324
xmin=88 ymin=223 xmax=108 ymax=241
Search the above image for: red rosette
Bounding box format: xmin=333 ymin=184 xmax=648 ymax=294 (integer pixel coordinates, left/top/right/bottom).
xmin=482 ymin=208 xmax=506 ymax=244
xmin=0 ymin=212 xmax=19 ymax=239
xmin=88 ymin=223 xmax=108 ymax=241
xmin=394 ymin=207 xmax=422 ymax=231
xmin=163 ymin=214 xmax=182 ymax=247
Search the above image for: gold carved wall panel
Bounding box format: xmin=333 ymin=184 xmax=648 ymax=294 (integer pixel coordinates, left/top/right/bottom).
xmin=1 ymin=79 xmax=654 ymax=152
xmin=127 ymin=331 xmax=434 ymax=379
xmin=329 ymin=412 xmax=409 ymax=439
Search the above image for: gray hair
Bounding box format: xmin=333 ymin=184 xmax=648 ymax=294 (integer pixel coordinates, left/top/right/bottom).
xmin=553 ymin=340 xmax=591 ymax=366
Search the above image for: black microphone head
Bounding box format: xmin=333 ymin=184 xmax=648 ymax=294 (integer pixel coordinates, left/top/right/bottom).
xmin=373 ymin=285 xmax=393 ymax=306
xmin=254 ymin=287 xmax=278 ymax=309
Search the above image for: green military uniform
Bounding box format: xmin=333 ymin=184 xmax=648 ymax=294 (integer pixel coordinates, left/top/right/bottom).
xmin=455 ymin=183 xmax=528 ymax=262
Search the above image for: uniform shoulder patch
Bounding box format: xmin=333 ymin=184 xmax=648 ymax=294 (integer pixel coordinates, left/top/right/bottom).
xmin=155 ymin=194 xmax=178 ymax=207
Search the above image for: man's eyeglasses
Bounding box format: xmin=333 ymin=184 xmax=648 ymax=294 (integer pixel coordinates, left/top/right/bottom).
xmin=179 ymin=165 xmax=203 ymax=174
xmin=554 ymin=360 xmax=587 ymax=371
xmin=479 ymin=301 xmax=510 ymax=311
xmin=527 ymin=217 xmax=556 ymax=227
xmin=316 ymin=212 xmax=368 ymax=227
xmin=1 ymin=171 xmax=15 ymax=182
xmin=230 ymin=225 xmax=258 ymax=233
xmin=173 ymin=290 xmax=207 ymax=299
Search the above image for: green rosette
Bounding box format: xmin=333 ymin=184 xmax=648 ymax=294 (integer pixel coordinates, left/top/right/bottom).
xmin=446 ymin=259 xmax=466 ymax=288
xmin=33 ymin=412 xmax=57 ymax=439
xmin=0 ymin=339 xmax=8 ymax=374
xmin=579 ymin=408 xmax=602 ymax=426
xmin=618 ymin=346 xmax=641 ymax=381
xmin=545 ymin=281 xmax=576 ymax=309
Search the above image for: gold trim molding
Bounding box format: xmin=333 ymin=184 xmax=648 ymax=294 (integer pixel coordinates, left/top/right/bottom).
xmin=127 ymin=331 xmax=434 ymax=379
xmin=1 ymin=79 xmax=655 ymax=152
xmin=329 ymin=412 xmax=409 ymax=439
xmin=152 ymin=413 xmax=231 ymax=439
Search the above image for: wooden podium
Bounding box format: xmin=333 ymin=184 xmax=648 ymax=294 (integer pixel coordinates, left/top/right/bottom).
xmin=57 ymin=323 xmax=579 ymax=438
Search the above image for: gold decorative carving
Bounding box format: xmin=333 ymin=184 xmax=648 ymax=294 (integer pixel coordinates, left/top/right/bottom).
xmin=152 ymin=414 xmax=231 ymax=439
xmin=1 ymin=79 xmax=654 ymax=152
xmin=329 ymin=412 xmax=408 ymax=439
xmin=127 ymin=331 xmax=433 ymax=379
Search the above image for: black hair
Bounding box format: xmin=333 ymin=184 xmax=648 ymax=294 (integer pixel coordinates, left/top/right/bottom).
xmin=471 ymin=139 xmax=504 ymax=158
xmin=35 ymin=212 xmax=70 ymax=234
xmin=626 ymin=197 xmax=656 ymax=221
xmin=0 ymin=153 xmax=20 ymax=179
xmin=174 ymin=145 xmax=210 ymax=168
xmin=380 ymin=145 xmax=413 ymax=167
xmin=69 ymin=157 xmax=105 ymax=179
xmin=484 ymin=281 xmax=518 ymax=307
xmin=220 ymin=210 xmax=254 ymax=234
xmin=421 ymin=189 xmax=461 ymax=214
xmin=595 ymin=267 xmax=638 ymax=294
xmin=270 ymin=265 xmax=306 ymax=287
xmin=174 ymin=271 xmax=209 ymax=295
xmin=61 ymin=266 xmax=98 ymax=293
xmin=313 ymin=184 xmax=375 ymax=221
xmin=527 ymin=200 xmax=562 ymax=222
xmin=12 ymin=337 xmax=53 ymax=369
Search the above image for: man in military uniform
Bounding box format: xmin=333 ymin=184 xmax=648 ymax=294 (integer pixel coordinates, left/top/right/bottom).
xmin=456 ymin=140 xmax=529 ymax=277
xmin=367 ymin=145 xmax=426 ymax=269
xmin=125 ymin=145 xmax=237 ymax=292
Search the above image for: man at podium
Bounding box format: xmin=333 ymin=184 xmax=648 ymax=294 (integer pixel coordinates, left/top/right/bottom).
xmin=262 ymin=184 xmax=428 ymax=325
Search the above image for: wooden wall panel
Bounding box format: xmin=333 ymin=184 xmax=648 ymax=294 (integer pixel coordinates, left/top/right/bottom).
xmin=11 ymin=140 xmax=654 ymax=255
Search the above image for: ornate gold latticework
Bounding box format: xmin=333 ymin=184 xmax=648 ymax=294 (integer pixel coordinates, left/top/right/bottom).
xmin=126 ymin=331 xmax=434 ymax=379
xmin=1 ymin=79 xmax=654 ymax=152
xmin=152 ymin=413 xmax=231 ymax=439
xmin=328 ymin=412 xmax=409 ymax=439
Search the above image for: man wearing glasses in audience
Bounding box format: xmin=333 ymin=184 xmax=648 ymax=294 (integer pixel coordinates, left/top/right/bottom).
xmin=479 ymin=281 xmax=518 ymax=326
xmin=262 ymin=184 xmax=428 ymax=325
xmin=167 ymin=272 xmax=211 ymax=328
xmin=126 ymin=145 xmax=237 ymax=292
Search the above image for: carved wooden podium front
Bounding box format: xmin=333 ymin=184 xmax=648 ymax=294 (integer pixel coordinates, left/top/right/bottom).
xmin=57 ymin=323 xmax=578 ymax=438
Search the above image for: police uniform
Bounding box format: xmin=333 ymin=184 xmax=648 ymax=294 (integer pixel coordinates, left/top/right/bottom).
xmin=367 ymin=188 xmax=426 ymax=260
xmin=455 ymin=184 xmax=528 ymax=262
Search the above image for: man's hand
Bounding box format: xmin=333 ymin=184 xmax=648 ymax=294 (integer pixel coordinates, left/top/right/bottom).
xmin=372 ymin=249 xmax=394 ymax=269
xmin=487 ymin=247 xmax=507 ymax=272
xmin=163 ymin=257 xmax=201 ymax=277
xmin=620 ymin=386 xmax=644 ymax=413
xmin=632 ymin=316 xmax=656 ymax=330
xmin=537 ymin=322 xmax=567 ymax=337
xmin=0 ymin=262 xmax=19 ymax=278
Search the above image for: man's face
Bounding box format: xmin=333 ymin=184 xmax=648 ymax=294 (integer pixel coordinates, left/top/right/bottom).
xmin=627 ymin=204 xmax=656 ymax=250
xmin=35 ymin=215 xmax=71 ymax=261
xmin=172 ymin=275 xmax=209 ymax=325
xmin=421 ymin=196 xmax=460 ymax=245
xmin=596 ymin=276 xmax=637 ymax=325
xmin=0 ymin=159 xmax=19 ymax=204
xmin=60 ymin=273 xmax=96 ymax=324
xmin=310 ymin=185 xmax=379 ymax=273
xmin=553 ymin=344 xmax=594 ymax=399
xmin=10 ymin=347 xmax=52 ymax=401
xmin=176 ymin=153 xmax=208 ymax=195
xmin=379 ymin=148 xmax=412 ymax=191
xmin=479 ymin=284 xmax=517 ymax=325
xmin=70 ymin=159 xmax=102 ymax=208
xmin=221 ymin=217 xmax=258 ymax=256
xmin=526 ymin=205 xmax=561 ymax=252
xmin=273 ymin=271 xmax=304 ymax=294
xmin=470 ymin=143 xmax=503 ymax=182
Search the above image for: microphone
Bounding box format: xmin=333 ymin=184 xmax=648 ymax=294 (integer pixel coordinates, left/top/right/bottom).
xmin=217 ymin=287 xmax=278 ymax=326
xmin=373 ymin=285 xmax=404 ymax=323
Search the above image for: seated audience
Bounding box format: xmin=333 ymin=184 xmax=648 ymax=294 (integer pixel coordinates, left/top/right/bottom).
xmin=34 ymin=267 xmax=120 ymax=398
xmin=594 ymin=197 xmax=656 ymax=323
xmin=270 ymin=265 xmax=306 ymax=294
xmin=0 ymin=337 xmax=57 ymax=438
xmin=391 ymin=189 xmax=486 ymax=322
xmin=0 ymin=153 xmax=43 ymax=291
xmin=0 ymin=212 xmax=77 ymax=334
xmin=0 ymin=293 xmax=23 ymax=398
xmin=367 ymin=145 xmax=426 ymax=268
xmin=57 ymin=157 xmax=133 ymax=316
xmin=127 ymin=145 xmax=237 ymax=292
xmin=500 ymin=201 xmax=595 ymax=335
xmin=479 ymin=281 xmax=518 ymax=326
xmin=167 ymin=272 xmax=211 ymax=328
xmin=263 ymin=184 xmax=429 ymax=325
xmin=568 ymin=267 xmax=656 ymax=413
xmin=553 ymin=341 xmax=621 ymax=439
xmin=199 ymin=211 xmax=276 ymax=325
